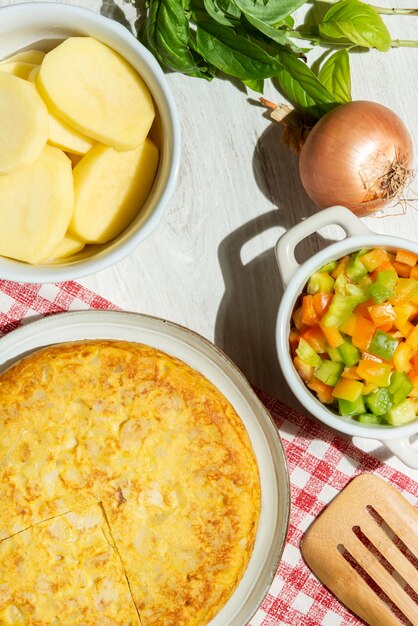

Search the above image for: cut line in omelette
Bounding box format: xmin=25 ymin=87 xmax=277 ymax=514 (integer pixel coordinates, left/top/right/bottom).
xmin=0 ymin=503 xmax=141 ymax=626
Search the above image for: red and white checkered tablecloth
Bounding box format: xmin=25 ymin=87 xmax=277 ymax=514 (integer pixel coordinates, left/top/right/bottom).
xmin=0 ymin=279 xmax=417 ymax=626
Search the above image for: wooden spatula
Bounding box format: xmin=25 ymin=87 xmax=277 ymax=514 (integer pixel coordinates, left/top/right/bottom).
xmin=301 ymin=474 xmax=418 ymax=626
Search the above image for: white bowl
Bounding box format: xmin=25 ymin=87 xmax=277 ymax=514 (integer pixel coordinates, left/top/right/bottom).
xmin=0 ymin=2 xmax=180 ymax=282
xmin=275 ymin=206 xmax=418 ymax=469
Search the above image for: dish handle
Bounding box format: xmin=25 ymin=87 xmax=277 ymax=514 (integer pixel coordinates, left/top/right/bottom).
xmin=382 ymin=437 xmax=418 ymax=469
xmin=275 ymin=206 xmax=371 ymax=287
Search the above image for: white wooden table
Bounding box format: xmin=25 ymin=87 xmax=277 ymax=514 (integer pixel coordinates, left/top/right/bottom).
xmin=2 ymin=0 xmax=417 ymax=473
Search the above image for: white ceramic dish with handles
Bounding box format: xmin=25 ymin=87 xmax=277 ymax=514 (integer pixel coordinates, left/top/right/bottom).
xmin=275 ymin=205 xmax=418 ymax=469
xmin=0 ymin=2 xmax=180 ymax=283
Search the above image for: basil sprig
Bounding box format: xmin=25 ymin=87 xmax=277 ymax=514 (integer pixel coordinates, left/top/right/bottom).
xmin=138 ymin=0 xmax=415 ymax=116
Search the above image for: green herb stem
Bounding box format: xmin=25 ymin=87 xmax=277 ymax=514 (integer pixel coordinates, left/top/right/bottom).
xmin=311 ymin=0 xmax=418 ymax=15
xmin=289 ymin=30 xmax=418 ymax=47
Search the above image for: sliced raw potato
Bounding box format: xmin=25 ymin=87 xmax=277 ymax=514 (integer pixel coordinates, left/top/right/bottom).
xmin=0 ymin=145 xmax=74 ymax=264
xmin=29 ymin=65 xmax=95 ymax=155
xmin=51 ymin=233 xmax=85 ymax=259
xmin=0 ymin=61 xmax=37 ymax=80
xmin=1 ymin=49 xmax=45 ymax=65
xmin=37 ymin=37 xmax=155 ymax=151
xmin=0 ymin=72 xmax=48 ymax=173
xmin=70 ymin=139 xmax=159 ymax=243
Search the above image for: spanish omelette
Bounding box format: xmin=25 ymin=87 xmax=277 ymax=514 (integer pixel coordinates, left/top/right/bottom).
xmin=0 ymin=340 xmax=261 ymax=625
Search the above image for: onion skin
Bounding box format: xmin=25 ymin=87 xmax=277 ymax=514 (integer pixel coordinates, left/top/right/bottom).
xmin=299 ymin=100 xmax=414 ymax=216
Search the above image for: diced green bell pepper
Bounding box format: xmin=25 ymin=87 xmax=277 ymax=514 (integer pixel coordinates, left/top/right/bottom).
xmin=384 ymin=398 xmax=416 ymax=425
xmin=319 ymin=260 xmax=337 ymax=273
xmin=388 ymin=371 xmax=413 ymax=404
xmin=327 ymin=345 xmax=344 ymax=362
xmin=338 ymin=395 xmax=366 ymax=416
xmin=307 ymin=271 xmax=335 ymax=295
xmin=296 ymin=338 xmax=322 ymax=367
xmin=321 ymin=294 xmax=362 ymax=328
xmin=334 ymin=273 xmax=369 ymax=300
xmin=368 ymin=330 xmax=399 ymax=360
xmin=314 ymin=360 xmax=344 ymax=386
xmin=365 ymin=387 xmax=392 ymax=416
xmin=370 ymin=270 xmax=397 ymax=304
xmin=347 ymin=250 xmax=369 ymax=282
xmin=338 ymin=341 xmax=361 ymax=367
xmin=355 ymin=413 xmax=382 ymax=424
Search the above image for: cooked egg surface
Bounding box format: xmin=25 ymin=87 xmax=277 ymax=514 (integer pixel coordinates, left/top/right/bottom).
xmin=0 ymin=340 xmax=260 ymax=626
xmin=0 ymin=503 xmax=140 ymax=625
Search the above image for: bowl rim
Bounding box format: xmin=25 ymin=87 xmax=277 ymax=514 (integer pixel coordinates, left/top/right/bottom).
xmin=276 ymin=232 xmax=418 ymax=440
xmin=0 ymin=2 xmax=181 ymax=282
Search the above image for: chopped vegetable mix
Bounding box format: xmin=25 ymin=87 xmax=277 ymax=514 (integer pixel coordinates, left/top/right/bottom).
xmin=290 ymin=247 xmax=418 ymax=426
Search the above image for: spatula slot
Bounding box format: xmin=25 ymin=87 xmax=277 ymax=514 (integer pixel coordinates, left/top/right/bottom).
xmin=366 ymin=505 xmax=418 ymax=572
xmin=352 ymin=525 xmax=418 ymax=608
xmin=337 ymin=543 xmax=410 ymax=626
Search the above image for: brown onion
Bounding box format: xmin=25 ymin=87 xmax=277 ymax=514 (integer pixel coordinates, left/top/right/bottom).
xmin=298 ymin=100 xmax=414 ymax=216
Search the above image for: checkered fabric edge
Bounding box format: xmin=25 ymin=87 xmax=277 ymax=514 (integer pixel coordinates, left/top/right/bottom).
xmin=0 ymin=279 xmax=416 ymax=626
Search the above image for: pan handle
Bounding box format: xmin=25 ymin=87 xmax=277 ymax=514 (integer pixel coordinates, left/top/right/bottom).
xmin=275 ymin=206 xmax=371 ymax=287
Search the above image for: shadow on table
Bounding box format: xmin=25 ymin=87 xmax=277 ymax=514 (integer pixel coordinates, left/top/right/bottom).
xmin=214 ymin=121 xmax=338 ymax=400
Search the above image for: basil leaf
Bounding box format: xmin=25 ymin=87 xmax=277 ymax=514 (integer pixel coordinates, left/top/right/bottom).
xmin=242 ymin=77 xmax=265 ymax=92
xmin=230 ymin=0 xmax=307 ymax=25
xmin=318 ymin=49 xmax=351 ymax=103
xmin=274 ymin=51 xmax=339 ymax=117
xmin=237 ymin=7 xmax=306 ymax=56
xmin=195 ymin=21 xmax=282 ymax=79
xmin=202 ymin=0 xmax=240 ymax=26
xmin=319 ymin=0 xmax=391 ymax=52
xmin=143 ymin=0 xmax=212 ymax=78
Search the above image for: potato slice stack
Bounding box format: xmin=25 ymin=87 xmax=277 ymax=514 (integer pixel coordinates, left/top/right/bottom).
xmin=0 ymin=37 xmax=159 ymax=264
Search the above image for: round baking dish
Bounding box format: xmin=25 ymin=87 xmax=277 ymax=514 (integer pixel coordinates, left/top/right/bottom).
xmin=0 ymin=309 xmax=290 ymax=625
xmin=275 ymin=205 xmax=418 ymax=469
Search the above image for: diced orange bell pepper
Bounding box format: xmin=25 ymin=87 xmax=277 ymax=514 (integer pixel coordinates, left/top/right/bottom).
xmin=332 ymin=256 xmax=350 ymax=279
xmin=393 ymin=303 xmax=418 ymax=328
xmin=302 ymin=295 xmax=319 ymax=326
xmin=292 ymin=306 xmax=305 ymax=331
xmin=406 ymin=324 xmax=418 ymax=351
xmin=302 ymin=325 xmax=327 ymax=353
xmin=352 ymin=316 xmax=376 ymax=352
xmin=289 ymin=329 xmax=301 ymax=354
xmin=341 ymin=366 xmax=362 ymax=380
xmin=360 ymin=249 xmax=390 ymax=272
xmin=293 ymin=356 xmax=314 ymax=383
xmin=339 ymin=313 xmax=358 ymax=336
xmin=392 ymin=260 xmax=411 ymax=278
xmin=312 ymin=292 xmax=333 ymax=317
xmin=363 ymin=382 xmax=378 ymax=394
xmin=367 ymin=303 xmax=396 ymax=328
xmin=407 ymin=374 xmax=418 ymax=397
xmin=354 ymin=299 xmax=375 ymax=321
xmin=332 ymin=378 xmax=364 ymax=401
xmin=413 ymin=353 xmax=418 ymax=373
xmin=395 ymin=249 xmax=418 ymax=267
xmin=410 ymin=266 xmax=418 ymax=281
xmin=393 ymin=342 xmax=413 ymax=373
xmin=356 ymin=359 xmax=392 ymax=387
xmin=370 ymin=261 xmax=396 ymax=281
xmin=397 ymin=321 xmax=414 ymax=338
xmin=319 ymin=324 xmax=344 ymax=348
xmin=307 ymin=378 xmax=334 ymax=404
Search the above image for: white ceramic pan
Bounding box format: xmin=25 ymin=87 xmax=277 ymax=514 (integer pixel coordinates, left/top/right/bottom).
xmin=0 ymin=309 xmax=290 ymax=626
